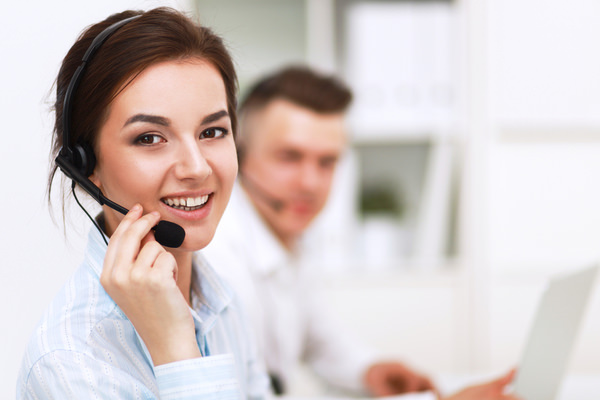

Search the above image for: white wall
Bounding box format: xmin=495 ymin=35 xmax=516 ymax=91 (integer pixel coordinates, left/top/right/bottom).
xmin=484 ymin=0 xmax=600 ymax=374
xmin=0 ymin=1 xmax=191 ymax=398
xmin=487 ymin=0 xmax=600 ymax=272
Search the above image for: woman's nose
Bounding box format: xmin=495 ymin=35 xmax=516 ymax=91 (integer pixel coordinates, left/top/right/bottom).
xmin=174 ymin=141 xmax=212 ymax=181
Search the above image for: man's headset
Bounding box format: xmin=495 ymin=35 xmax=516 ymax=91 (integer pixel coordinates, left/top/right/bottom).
xmin=55 ymin=14 xmax=185 ymax=248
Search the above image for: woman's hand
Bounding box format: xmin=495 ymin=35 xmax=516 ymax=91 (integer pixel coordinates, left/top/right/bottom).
xmin=444 ymin=369 xmax=522 ymax=400
xmin=100 ymin=204 xmax=201 ymax=366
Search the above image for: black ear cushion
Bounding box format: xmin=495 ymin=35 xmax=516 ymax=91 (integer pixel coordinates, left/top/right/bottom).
xmin=72 ymin=143 xmax=96 ymax=177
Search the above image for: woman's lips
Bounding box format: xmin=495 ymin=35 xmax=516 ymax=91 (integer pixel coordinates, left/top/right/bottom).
xmin=161 ymin=194 xmax=209 ymax=211
xmin=160 ymin=193 xmax=214 ymax=220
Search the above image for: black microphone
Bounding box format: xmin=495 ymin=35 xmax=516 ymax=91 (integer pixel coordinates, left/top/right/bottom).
xmin=56 ymin=155 xmax=186 ymax=248
xmin=153 ymin=220 xmax=186 ymax=248
xmin=239 ymin=175 xmax=285 ymax=212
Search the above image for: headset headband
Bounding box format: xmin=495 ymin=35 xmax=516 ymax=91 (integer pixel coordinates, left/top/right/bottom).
xmin=61 ymin=14 xmax=141 ymax=160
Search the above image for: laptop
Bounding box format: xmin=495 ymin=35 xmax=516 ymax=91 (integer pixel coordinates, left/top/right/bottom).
xmin=513 ymin=264 xmax=599 ymax=400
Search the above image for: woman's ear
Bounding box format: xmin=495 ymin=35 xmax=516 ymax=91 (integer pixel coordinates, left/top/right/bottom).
xmin=89 ymin=169 xmax=102 ymax=189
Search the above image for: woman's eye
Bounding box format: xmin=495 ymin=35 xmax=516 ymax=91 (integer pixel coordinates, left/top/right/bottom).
xmin=136 ymin=134 xmax=163 ymax=145
xmin=200 ymin=127 xmax=227 ymax=139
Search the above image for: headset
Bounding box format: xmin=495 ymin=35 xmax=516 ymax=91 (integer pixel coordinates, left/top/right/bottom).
xmin=55 ymin=14 xmax=185 ymax=248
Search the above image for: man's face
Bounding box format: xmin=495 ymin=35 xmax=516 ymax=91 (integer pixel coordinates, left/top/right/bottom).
xmin=240 ymin=98 xmax=346 ymax=248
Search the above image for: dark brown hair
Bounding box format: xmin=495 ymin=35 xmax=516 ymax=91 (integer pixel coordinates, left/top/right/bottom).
xmin=239 ymin=65 xmax=352 ymax=115
xmin=236 ymin=65 xmax=352 ymax=164
xmin=49 ymin=7 xmax=238 ymax=204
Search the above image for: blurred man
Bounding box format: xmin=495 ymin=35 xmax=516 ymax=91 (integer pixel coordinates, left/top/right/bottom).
xmin=203 ymin=66 xmax=519 ymax=400
xmin=203 ymin=66 xmax=435 ymax=396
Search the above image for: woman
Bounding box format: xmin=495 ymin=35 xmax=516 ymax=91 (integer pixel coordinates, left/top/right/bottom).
xmin=18 ymin=8 xmax=268 ymax=399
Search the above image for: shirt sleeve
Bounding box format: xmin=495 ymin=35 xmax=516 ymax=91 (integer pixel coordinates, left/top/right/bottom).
xmin=155 ymin=354 xmax=240 ymax=399
xmin=20 ymin=350 xmax=241 ymax=400
xmin=21 ymin=350 xmax=156 ymax=399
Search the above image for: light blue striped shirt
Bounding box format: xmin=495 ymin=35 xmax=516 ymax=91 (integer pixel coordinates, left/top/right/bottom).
xmin=17 ymin=227 xmax=270 ymax=399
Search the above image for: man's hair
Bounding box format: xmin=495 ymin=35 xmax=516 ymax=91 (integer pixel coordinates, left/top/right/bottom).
xmin=237 ymin=65 xmax=352 ymax=164
xmin=239 ymin=65 xmax=352 ymax=114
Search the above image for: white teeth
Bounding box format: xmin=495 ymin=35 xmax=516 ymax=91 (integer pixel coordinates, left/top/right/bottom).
xmin=162 ymin=195 xmax=209 ymax=210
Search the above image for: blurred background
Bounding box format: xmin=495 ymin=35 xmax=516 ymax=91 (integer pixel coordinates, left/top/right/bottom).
xmin=2 ymin=0 xmax=600 ymax=398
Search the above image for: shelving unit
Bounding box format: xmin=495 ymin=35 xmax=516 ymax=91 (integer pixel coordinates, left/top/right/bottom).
xmin=322 ymin=0 xmax=459 ymax=272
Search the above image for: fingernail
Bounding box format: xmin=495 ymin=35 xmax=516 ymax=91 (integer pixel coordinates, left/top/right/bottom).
xmin=132 ymin=204 xmax=141 ymax=212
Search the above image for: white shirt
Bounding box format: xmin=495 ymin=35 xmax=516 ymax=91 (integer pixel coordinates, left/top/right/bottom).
xmin=202 ymin=182 xmax=379 ymax=394
xmin=18 ymin=226 xmax=270 ymax=399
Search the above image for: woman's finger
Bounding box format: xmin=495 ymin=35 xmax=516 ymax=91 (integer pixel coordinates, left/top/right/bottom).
xmin=132 ymin=240 xmax=166 ymax=276
xmin=103 ymin=204 xmax=143 ymax=278
xmin=152 ymin=251 xmax=179 ymax=283
xmin=111 ymin=211 xmax=161 ymax=271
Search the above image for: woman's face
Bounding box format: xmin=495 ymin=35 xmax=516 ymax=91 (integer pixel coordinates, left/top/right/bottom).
xmin=90 ymin=59 xmax=238 ymax=252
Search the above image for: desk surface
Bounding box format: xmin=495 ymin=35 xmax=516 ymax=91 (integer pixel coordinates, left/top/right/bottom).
xmin=286 ymin=370 xmax=600 ymax=399
xmin=436 ymin=373 xmax=600 ymax=400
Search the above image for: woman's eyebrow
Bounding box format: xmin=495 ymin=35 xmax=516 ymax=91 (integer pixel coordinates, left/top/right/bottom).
xmin=124 ymin=114 xmax=171 ymax=127
xmin=201 ymin=110 xmax=229 ymax=125
xmin=123 ymin=111 xmax=228 ymax=128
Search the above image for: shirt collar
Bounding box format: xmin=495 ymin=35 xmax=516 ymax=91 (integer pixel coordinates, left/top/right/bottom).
xmin=85 ymin=225 xmax=109 ymax=279
xmin=82 ymin=226 xmax=235 ymax=364
xmin=189 ymin=251 xmax=234 ymax=335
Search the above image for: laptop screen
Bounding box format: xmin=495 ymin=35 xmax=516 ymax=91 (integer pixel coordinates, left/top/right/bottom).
xmin=514 ymin=264 xmax=598 ymax=399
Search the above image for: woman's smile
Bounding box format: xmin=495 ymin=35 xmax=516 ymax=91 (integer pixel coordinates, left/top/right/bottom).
xmin=161 ymin=194 xmax=210 ymax=211
xmin=159 ymin=191 xmax=214 ymax=221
